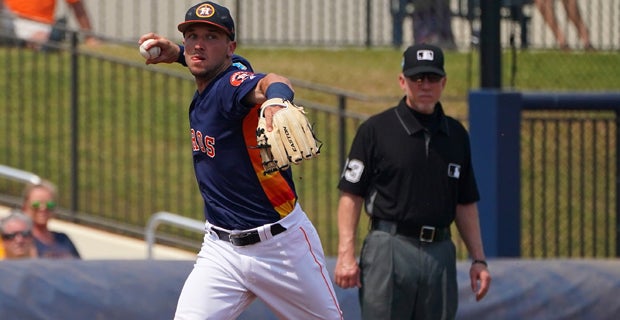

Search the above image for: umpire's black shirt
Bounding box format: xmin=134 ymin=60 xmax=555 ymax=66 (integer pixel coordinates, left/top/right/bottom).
xmin=338 ymin=98 xmax=479 ymax=228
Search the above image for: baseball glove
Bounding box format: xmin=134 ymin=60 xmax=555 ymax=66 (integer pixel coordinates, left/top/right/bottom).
xmin=256 ymin=98 xmax=321 ymax=174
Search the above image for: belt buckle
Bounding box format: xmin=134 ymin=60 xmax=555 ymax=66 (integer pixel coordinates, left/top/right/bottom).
xmin=229 ymin=231 xmax=247 ymax=245
xmin=229 ymin=231 xmax=258 ymax=246
xmin=419 ymin=226 xmax=435 ymax=243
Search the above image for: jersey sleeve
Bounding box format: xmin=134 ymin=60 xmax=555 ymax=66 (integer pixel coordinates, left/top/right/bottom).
xmin=216 ymin=70 xmax=265 ymax=120
xmin=337 ymin=120 xmax=375 ymax=196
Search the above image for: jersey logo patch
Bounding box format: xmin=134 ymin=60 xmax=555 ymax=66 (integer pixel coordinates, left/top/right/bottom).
xmin=417 ymin=49 xmax=434 ymax=61
xmin=230 ymin=71 xmax=255 ymax=87
xmin=448 ymin=163 xmax=461 ymax=179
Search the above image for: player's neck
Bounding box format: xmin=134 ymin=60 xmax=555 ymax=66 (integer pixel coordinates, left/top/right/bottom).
xmin=194 ymin=62 xmax=231 ymax=93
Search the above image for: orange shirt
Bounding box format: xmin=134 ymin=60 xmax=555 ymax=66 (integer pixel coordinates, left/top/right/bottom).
xmin=4 ymin=0 xmax=80 ymax=24
xmin=0 ymin=239 xmax=5 ymax=259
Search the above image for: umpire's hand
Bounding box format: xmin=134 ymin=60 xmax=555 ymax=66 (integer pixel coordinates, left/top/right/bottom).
xmin=470 ymin=263 xmax=491 ymax=301
xmin=334 ymin=254 xmax=361 ymax=289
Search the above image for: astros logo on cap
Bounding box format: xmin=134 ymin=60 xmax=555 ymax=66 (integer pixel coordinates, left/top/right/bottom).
xmin=196 ymin=3 xmax=215 ymax=17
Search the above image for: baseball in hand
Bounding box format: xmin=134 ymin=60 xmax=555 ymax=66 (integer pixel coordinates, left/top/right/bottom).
xmin=139 ymin=39 xmax=161 ymax=59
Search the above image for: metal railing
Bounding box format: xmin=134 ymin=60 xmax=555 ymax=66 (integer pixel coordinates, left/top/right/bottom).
xmin=1 ymin=29 xmax=618 ymax=259
xmin=0 ymin=165 xmax=41 ymax=207
xmin=521 ymin=93 xmax=620 ymax=258
xmin=0 ymin=34 xmax=376 ymax=256
xmin=0 ymin=165 xmax=41 ymax=185
xmin=145 ymin=212 xmax=205 ymax=259
xmin=470 ymin=91 xmax=620 ymax=258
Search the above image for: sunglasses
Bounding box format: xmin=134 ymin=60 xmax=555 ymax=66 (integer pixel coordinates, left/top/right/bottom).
xmin=31 ymin=200 xmax=56 ymax=210
xmin=1 ymin=230 xmax=33 ymax=240
xmin=408 ymin=73 xmax=443 ymax=83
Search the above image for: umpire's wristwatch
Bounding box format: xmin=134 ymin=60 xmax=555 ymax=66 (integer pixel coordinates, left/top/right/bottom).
xmin=472 ymin=259 xmax=488 ymax=267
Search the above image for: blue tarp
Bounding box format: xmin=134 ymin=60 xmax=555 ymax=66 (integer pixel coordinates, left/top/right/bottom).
xmin=0 ymin=259 xmax=619 ymax=319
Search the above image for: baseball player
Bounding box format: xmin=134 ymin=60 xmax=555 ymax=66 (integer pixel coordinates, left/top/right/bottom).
xmin=138 ymin=2 xmax=342 ymax=319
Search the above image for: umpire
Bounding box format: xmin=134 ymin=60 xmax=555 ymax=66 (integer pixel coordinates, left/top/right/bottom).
xmin=334 ymin=43 xmax=491 ymax=320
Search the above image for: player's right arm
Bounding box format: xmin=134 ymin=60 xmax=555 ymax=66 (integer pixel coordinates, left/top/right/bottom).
xmin=334 ymin=191 xmax=363 ymax=289
xmin=138 ymin=34 xmax=253 ymax=70
xmin=137 ymin=33 xmax=181 ymax=65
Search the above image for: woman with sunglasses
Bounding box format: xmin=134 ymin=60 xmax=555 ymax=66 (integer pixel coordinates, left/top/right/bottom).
xmin=21 ymin=180 xmax=80 ymax=259
xmin=0 ymin=210 xmax=37 ymax=259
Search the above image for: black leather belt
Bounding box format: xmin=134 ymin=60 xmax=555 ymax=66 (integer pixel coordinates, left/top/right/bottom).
xmin=212 ymin=223 xmax=287 ymax=246
xmin=371 ymin=218 xmax=450 ymax=243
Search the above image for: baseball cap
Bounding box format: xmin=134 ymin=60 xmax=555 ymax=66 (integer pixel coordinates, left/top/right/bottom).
xmin=402 ymin=44 xmax=446 ymax=77
xmin=177 ymin=2 xmax=235 ymax=40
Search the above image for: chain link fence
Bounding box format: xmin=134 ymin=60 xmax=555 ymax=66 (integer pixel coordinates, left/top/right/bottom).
xmin=1 ymin=0 xmax=618 ymax=257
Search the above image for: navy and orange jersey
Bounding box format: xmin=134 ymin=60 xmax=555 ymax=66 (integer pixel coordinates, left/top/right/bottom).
xmin=189 ymin=66 xmax=297 ymax=230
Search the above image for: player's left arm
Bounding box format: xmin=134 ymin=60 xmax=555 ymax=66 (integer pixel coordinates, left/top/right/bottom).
xmin=249 ymin=74 xmax=294 ymax=104
xmin=245 ymin=74 xmax=295 ymax=130
xmin=454 ymin=202 xmax=491 ymax=301
xmin=252 ymin=75 xmax=320 ymax=173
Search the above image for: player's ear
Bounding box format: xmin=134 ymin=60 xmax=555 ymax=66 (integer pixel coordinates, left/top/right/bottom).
xmin=227 ymin=41 xmax=236 ymax=57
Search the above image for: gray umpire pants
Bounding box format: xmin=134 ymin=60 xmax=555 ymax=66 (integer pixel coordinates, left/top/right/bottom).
xmin=359 ymin=229 xmax=457 ymax=320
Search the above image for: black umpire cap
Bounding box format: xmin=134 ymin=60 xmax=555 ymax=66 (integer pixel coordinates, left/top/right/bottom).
xmin=402 ymin=44 xmax=446 ymax=77
xmin=177 ymin=1 xmax=235 ymax=40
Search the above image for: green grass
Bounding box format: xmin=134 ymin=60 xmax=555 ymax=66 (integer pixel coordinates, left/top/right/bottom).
xmin=91 ymin=43 xmax=620 ymax=116
xmin=1 ymin=43 xmax=618 ymax=257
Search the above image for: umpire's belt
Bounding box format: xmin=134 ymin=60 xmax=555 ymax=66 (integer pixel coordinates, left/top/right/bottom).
xmin=212 ymin=223 xmax=287 ymax=246
xmin=371 ymin=218 xmax=450 ymax=243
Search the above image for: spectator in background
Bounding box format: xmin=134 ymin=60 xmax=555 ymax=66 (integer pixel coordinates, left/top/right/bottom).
xmin=390 ymin=0 xmax=456 ymax=50
xmin=0 ymin=0 xmax=99 ymax=49
xmin=21 ymin=181 xmax=81 ymax=259
xmin=0 ymin=210 xmax=37 ymax=260
xmin=390 ymin=0 xmax=410 ymax=48
xmin=534 ymin=0 xmax=594 ymax=50
xmin=411 ymin=0 xmax=456 ymax=50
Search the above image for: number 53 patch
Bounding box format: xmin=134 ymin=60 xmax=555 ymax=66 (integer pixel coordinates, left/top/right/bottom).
xmin=343 ymin=159 xmax=364 ymax=183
